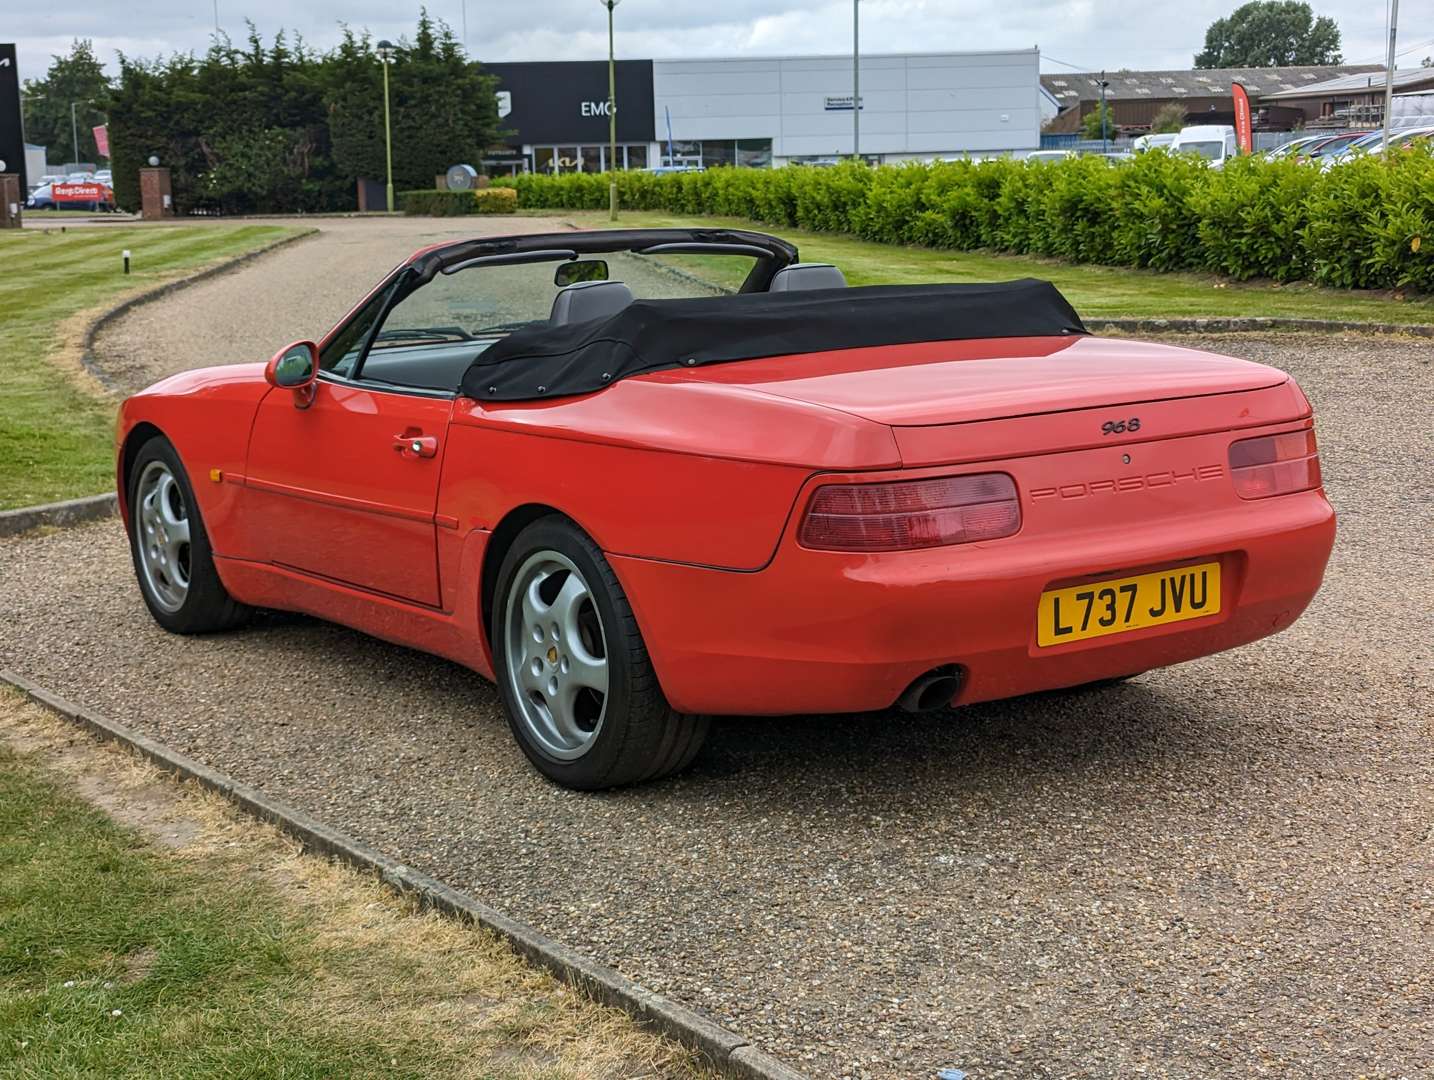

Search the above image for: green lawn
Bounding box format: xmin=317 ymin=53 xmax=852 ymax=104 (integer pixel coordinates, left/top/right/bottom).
xmin=0 ymin=224 xmax=303 ymax=511
xmin=0 ymin=695 xmax=714 ymax=1078
xmin=570 ymin=210 xmax=1434 ymax=325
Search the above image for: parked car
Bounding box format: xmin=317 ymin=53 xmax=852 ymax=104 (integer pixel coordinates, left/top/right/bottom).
xmin=1023 ymin=149 xmax=1076 ymax=164
xmin=1132 ymin=132 xmax=1177 ymax=152
xmin=26 ymin=179 xmax=114 ymax=211
xmin=1263 ymin=134 xmax=1325 ymax=159
xmin=116 ymin=228 xmax=1335 ymax=789
xmin=1171 ymin=124 xmax=1237 ymax=167
xmin=1323 ymin=126 xmax=1434 ymax=168
xmin=1303 ymin=131 xmax=1373 ymax=160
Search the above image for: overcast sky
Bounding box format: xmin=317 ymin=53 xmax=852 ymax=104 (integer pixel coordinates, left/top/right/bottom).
xmin=8 ymin=0 xmax=1430 ymax=85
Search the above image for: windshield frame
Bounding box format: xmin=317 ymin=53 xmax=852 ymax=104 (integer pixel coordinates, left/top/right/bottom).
xmin=322 ymin=229 xmax=797 ymax=391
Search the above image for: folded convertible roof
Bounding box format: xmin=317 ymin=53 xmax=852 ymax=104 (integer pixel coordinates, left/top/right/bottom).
xmin=460 ymin=279 xmax=1087 ymax=403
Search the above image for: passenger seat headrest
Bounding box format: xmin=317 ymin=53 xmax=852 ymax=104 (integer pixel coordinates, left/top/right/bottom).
xmin=768 ymin=263 xmax=848 ymax=292
xmin=549 ymin=280 xmax=634 ymax=325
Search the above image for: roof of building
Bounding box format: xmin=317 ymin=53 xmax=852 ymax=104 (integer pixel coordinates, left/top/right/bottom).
xmin=1261 ymin=67 xmax=1434 ymax=100
xmin=1040 ymin=64 xmax=1383 ymax=106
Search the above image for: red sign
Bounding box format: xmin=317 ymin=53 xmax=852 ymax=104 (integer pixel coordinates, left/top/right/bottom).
xmin=52 ymin=182 xmax=109 ymax=203
xmin=1231 ymin=83 xmax=1253 ymax=155
xmin=93 ymin=124 xmax=110 ymax=158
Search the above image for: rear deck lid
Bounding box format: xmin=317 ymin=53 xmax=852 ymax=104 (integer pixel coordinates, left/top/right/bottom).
xmin=657 ymin=335 xmax=1288 ymax=427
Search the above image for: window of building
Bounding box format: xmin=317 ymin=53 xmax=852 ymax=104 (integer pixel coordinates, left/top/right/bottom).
xmin=701 ymin=142 xmax=736 ymax=169
xmin=532 ymin=147 xmax=554 ymax=174
xmin=581 ymin=145 xmax=602 ymax=173
xmin=736 ymin=139 xmax=773 ymax=168
xmin=626 ymin=144 xmax=648 ymax=169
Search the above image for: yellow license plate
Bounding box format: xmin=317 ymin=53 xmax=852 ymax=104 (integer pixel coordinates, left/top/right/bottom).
xmin=1037 ymin=561 xmax=1221 ymax=647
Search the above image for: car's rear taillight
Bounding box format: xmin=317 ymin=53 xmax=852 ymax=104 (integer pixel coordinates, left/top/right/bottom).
xmin=798 ymin=473 xmax=1020 ymax=552
xmin=1229 ymin=429 xmax=1321 ymax=499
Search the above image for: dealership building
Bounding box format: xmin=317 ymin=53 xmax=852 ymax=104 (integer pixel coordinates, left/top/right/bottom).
xmin=483 ymin=49 xmax=1041 ymax=172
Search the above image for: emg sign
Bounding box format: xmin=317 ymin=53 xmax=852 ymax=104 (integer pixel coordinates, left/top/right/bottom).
xmin=483 ymin=60 xmax=654 ymax=145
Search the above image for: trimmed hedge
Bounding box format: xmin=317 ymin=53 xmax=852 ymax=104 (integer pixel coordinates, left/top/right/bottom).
xmin=494 ymin=150 xmax=1434 ymax=291
xmin=474 ymin=186 xmax=518 ymax=214
xmin=399 ymin=189 xmax=479 ymax=216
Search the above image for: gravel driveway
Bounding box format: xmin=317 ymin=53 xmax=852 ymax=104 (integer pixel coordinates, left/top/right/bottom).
xmin=7 ymin=223 xmax=1432 ymax=1079
xmin=91 ymin=215 xmax=723 ymax=395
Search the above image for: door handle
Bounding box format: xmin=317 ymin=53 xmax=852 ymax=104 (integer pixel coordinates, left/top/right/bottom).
xmin=393 ymin=433 xmax=438 ymax=459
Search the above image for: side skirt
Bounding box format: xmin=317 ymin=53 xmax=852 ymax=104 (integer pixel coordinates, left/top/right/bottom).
xmin=214 ymin=556 xmax=495 ymax=680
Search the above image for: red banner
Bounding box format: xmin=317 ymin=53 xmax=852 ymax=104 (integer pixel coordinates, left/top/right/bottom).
xmin=93 ymin=124 xmax=110 ymax=159
xmin=1231 ymin=83 xmax=1253 ymax=155
xmin=52 ymin=182 xmax=109 ymax=203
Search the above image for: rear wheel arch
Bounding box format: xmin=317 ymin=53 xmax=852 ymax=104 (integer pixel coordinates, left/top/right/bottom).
xmin=481 ymin=504 xmax=577 ymax=644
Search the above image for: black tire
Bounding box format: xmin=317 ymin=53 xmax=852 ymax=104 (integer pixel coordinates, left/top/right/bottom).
xmin=127 ymin=435 xmax=251 ymax=635
xmin=492 ymin=516 xmax=708 ymax=790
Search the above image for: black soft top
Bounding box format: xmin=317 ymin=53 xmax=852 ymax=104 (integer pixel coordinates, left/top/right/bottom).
xmin=460 ymin=279 xmax=1087 ymax=403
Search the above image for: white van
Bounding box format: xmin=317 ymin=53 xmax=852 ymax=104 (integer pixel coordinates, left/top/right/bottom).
xmin=1170 ymin=124 xmax=1238 ymax=167
xmin=1132 ymin=132 xmax=1177 ymax=152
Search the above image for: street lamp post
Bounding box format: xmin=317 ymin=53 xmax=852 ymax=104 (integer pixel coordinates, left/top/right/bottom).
xmin=376 ymin=40 xmax=397 ymax=212
xmin=1381 ymin=0 xmax=1399 ymax=152
xmin=852 ymin=0 xmax=860 ymax=161
xmin=1098 ymin=73 xmax=1110 ymax=154
xmin=599 ymin=0 xmax=620 ymax=220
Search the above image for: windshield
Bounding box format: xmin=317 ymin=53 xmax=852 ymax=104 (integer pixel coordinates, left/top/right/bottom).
xmin=322 ymin=248 xmax=763 ymax=390
xmin=372 ymin=250 xmax=756 ymax=349
xmin=1179 ymin=141 xmax=1226 ymax=160
xmin=1311 ymin=134 xmax=1363 ymax=156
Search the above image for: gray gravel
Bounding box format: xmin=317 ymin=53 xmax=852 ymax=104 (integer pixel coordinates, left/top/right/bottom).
xmin=8 ymin=227 xmax=1433 ymax=1080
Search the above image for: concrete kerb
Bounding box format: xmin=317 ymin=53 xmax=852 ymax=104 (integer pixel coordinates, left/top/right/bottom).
xmin=0 ymin=667 xmax=809 ymax=1080
xmin=79 ymin=228 xmax=319 ymax=395
xmin=1088 ymin=315 xmax=1434 ymax=337
xmin=0 ymin=493 xmax=118 ymax=538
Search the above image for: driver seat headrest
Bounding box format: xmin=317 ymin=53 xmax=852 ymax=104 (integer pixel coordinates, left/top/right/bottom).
xmin=550 ymin=280 xmax=634 ymax=325
xmin=768 ymin=263 xmax=848 ymax=292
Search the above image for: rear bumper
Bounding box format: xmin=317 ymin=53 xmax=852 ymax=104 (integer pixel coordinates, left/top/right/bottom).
xmin=612 ymin=489 xmax=1335 ymax=716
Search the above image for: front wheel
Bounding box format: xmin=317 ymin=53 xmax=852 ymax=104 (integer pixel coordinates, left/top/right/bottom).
xmin=493 ymin=517 xmax=708 ymax=790
xmin=127 ymin=435 xmax=250 ymax=634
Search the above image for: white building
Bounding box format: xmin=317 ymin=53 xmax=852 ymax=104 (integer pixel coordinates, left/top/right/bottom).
xmin=653 ymin=50 xmax=1042 ymax=166
xmin=485 ymin=49 xmax=1043 ymax=173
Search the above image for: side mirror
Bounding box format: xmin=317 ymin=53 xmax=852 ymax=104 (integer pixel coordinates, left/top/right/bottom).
xmin=265 ymin=341 xmax=319 ymax=407
xmin=555 ymin=259 xmax=609 ymax=287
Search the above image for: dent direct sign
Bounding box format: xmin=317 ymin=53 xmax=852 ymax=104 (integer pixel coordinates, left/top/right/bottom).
xmin=53 ymin=182 xmax=108 ymax=203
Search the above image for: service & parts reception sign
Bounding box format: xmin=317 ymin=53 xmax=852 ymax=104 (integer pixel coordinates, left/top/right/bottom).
xmin=0 ymin=44 xmax=27 ymax=190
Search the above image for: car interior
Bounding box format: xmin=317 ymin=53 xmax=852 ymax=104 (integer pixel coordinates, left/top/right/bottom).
xmin=348 ymin=260 xmax=848 ymax=395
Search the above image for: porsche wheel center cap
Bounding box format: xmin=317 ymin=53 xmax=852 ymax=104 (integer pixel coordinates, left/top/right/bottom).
xmin=547 ymin=646 xmax=559 ymax=664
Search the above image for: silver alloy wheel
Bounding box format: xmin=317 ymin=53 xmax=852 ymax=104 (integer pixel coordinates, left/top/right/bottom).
xmin=134 ymin=460 xmax=192 ymax=613
xmin=503 ymin=550 xmax=609 ymax=761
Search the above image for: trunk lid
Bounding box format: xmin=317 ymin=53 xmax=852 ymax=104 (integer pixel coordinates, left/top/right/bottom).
xmin=658 ymin=335 xmax=1287 ymax=428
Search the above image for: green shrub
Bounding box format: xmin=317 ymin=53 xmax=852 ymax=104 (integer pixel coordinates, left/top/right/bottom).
xmin=398 ymin=189 xmax=476 ymax=216
xmin=501 ymin=153 xmax=1434 ymax=292
xmin=474 ymin=186 xmax=518 ymax=214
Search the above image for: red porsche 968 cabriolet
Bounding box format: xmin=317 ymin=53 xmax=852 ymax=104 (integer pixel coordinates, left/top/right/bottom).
xmin=118 ymin=229 xmax=1335 ymax=788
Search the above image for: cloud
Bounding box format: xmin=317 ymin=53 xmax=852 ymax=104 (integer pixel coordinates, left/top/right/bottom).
xmin=7 ymin=0 xmax=1423 ymax=84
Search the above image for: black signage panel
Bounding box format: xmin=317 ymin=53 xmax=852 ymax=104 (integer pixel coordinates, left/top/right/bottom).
xmin=0 ymin=44 xmax=27 ymax=189
xmin=487 ymin=60 xmax=654 ymax=146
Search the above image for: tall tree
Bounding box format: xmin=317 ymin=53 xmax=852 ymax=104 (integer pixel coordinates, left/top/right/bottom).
xmin=1195 ymin=1 xmax=1342 ymax=68
xmin=325 ymin=13 xmax=500 ymax=191
xmin=20 ymin=40 xmax=113 ymax=167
